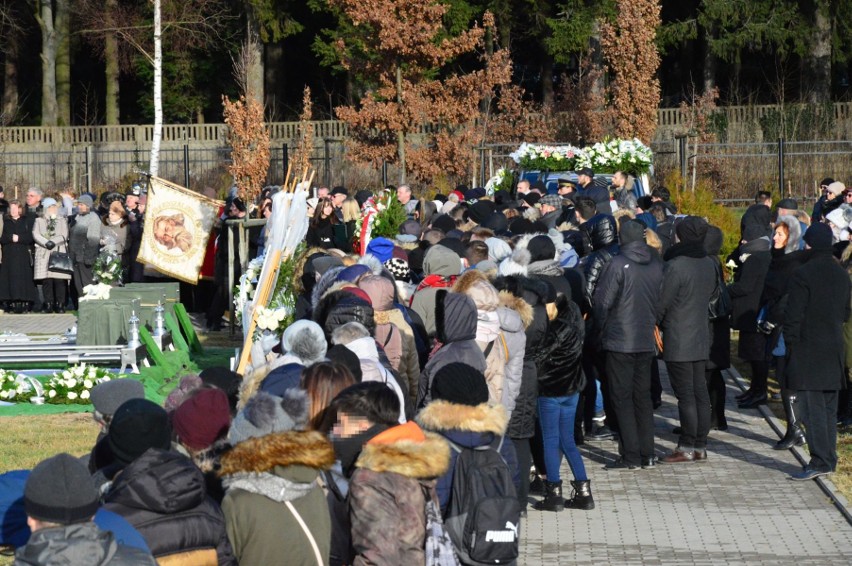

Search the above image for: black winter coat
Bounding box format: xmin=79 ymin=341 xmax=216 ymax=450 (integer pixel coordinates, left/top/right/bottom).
xmin=657 ymin=242 xmax=717 ymax=362
xmin=592 ymin=241 xmax=664 ymax=353
xmin=784 ymin=250 xmax=851 ymax=391
xmin=727 ymin=238 xmax=772 ymax=331
xmin=313 ymin=288 xmax=376 ymax=342
xmin=506 ymin=277 xmax=549 ymax=438
xmin=0 ymin=215 xmax=36 ymax=302
xmin=307 ymin=217 xmax=336 ymax=249
xmin=534 ymin=294 xmax=585 ymax=397
xmin=579 ymin=214 xmax=619 ymax=306
xmin=761 ymin=247 xmax=808 ymax=326
xmin=102 ymin=449 xmax=236 ymax=565
xmin=708 ymin=260 xmax=731 ymax=370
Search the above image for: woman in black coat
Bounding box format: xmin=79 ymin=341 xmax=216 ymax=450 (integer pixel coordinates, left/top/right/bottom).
xmin=704 ymin=226 xmax=731 ymax=431
xmin=728 ymin=224 xmax=772 ymax=409
xmin=495 ymin=275 xmax=548 ymax=514
xmin=0 ymin=200 xmax=37 ymax=312
xmin=759 ymin=216 xmax=808 ymax=447
xmin=306 ymin=197 xmax=337 ymax=249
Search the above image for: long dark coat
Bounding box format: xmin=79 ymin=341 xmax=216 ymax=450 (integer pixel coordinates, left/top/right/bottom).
xmin=0 ymin=215 xmax=37 ymax=302
xmin=783 ymin=250 xmax=851 ymax=391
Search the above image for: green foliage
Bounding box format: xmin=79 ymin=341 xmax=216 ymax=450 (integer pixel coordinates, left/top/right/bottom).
xmin=247 ymin=0 xmax=305 ymax=43
xmin=545 ymin=0 xmax=613 ymax=63
xmin=667 ymin=171 xmax=740 ymax=260
xmin=371 ymin=193 xmax=408 ymax=238
xmin=136 ymin=51 xmax=215 ymax=122
xmin=698 ymin=0 xmax=804 ymax=63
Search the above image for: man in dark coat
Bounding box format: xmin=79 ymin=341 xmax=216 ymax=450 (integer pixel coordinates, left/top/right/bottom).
xmin=575 ymin=168 xmax=610 ymax=216
xmin=593 ymin=220 xmax=664 ymax=469
xmin=784 ymin=223 xmax=851 ymax=480
xmin=657 ymin=217 xmax=717 ymax=463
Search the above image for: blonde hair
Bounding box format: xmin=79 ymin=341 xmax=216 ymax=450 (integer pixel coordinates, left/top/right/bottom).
xmin=645 ymin=229 xmax=663 ymax=255
xmin=342 ymin=198 xmax=361 ymax=223
xmin=546 ymin=302 xmax=558 ymax=321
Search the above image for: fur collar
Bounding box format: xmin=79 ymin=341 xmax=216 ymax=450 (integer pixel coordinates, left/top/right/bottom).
xmin=355 ymin=432 xmax=449 ymax=478
xmin=499 ymin=290 xmax=533 ymax=329
xmin=193 ymin=438 xmax=231 ymax=474
xmin=416 ymin=400 xmax=508 ymax=435
xmin=453 ymin=269 xmax=490 ymax=296
xmin=219 ymin=431 xmax=335 ymax=476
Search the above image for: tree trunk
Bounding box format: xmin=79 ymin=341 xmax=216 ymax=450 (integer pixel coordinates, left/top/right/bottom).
xmin=264 ymin=41 xmax=283 ymax=120
xmin=2 ymin=36 xmax=19 ymax=122
xmin=38 ymin=0 xmax=58 ymax=126
xmin=104 ymin=0 xmax=120 ymax=125
xmin=541 ymin=53 xmax=554 ymax=109
xmin=55 ymin=0 xmax=70 ymax=126
xmin=396 ymin=64 xmax=405 ymax=184
xmin=806 ymin=2 xmax=831 ymax=104
xmin=149 ymin=0 xmax=163 ymax=176
xmin=589 ymin=22 xmax=605 ymax=98
xmin=702 ymin=26 xmax=716 ymax=94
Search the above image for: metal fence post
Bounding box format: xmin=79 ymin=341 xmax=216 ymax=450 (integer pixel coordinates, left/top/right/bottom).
xmin=479 ymin=147 xmax=486 ymax=187
xmin=324 ymin=138 xmax=331 ymax=188
xmin=675 ymin=135 xmax=688 ymax=187
xmin=85 ymin=146 xmax=92 ymax=194
xmin=282 ymin=144 xmax=288 ymax=181
xmin=183 ymin=145 xmax=190 ymax=189
xmin=777 ymin=137 xmax=785 ymax=197
xmin=382 ymin=160 xmax=388 ymax=187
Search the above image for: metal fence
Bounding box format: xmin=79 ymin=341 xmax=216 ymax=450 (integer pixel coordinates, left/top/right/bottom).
xmin=0 ymin=139 xmax=348 ymax=196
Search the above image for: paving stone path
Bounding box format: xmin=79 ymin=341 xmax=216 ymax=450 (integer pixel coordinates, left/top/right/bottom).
xmin=520 ymin=362 xmax=852 ymax=565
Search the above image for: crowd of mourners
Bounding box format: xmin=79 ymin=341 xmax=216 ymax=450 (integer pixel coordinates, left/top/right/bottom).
xmin=0 ymin=184 xmax=146 ymax=313
xmin=9 ymin=171 xmax=852 ymax=566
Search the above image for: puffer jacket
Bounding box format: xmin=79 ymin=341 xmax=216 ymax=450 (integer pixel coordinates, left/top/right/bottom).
xmin=15 ymin=523 xmax=155 ymax=566
xmin=497 ymin=291 xmax=530 ymax=419
xmin=220 ymin=431 xmax=335 ymax=566
xmin=345 ymin=336 xmax=407 ymax=423
xmin=534 ymin=294 xmax=586 ymax=397
xmin=350 ymin=421 xmax=450 ymax=566
xmin=417 ymin=291 xmax=486 ymax=407
xmin=102 ymin=449 xmax=236 ymax=565
xmin=409 ymin=244 xmax=462 ymax=336
xmin=313 ymin=284 xmax=376 ymax=341
xmin=579 ymin=213 xmax=620 ymax=305
xmin=416 ymin=401 xmax=520 ymax=515
xmin=502 ymin=276 xmax=548 ymax=439
xmin=453 ymin=270 xmax=506 ymax=406
xmin=360 ymin=275 xmax=420 ymax=403
xmin=727 ymin=237 xmax=772 ymax=331
xmin=592 ymin=240 xmax=664 ymax=353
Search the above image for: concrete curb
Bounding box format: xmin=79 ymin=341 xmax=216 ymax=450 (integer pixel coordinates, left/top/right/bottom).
xmin=724 ymin=366 xmax=852 ymax=526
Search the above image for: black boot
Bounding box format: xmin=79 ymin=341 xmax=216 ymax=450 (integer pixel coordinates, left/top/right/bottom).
xmin=532 ymin=480 xmax=563 ymax=512
xmin=54 ymin=302 xmax=65 ymax=314
xmin=564 ymin=480 xmax=595 ymax=510
xmin=529 ymin=475 xmax=546 ymax=496
xmin=774 ymin=391 xmax=806 ymax=450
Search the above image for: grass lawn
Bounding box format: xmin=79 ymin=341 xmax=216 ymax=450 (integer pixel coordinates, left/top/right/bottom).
xmin=729 ymin=335 xmax=852 ymax=503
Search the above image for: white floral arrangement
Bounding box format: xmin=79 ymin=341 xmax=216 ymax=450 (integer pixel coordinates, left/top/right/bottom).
xmin=44 ymin=363 xmax=124 ymax=405
xmin=80 ymin=282 xmax=112 ymax=301
xmin=252 ymin=304 xmax=291 ymax=340
xmin=485 ymin=167 xmax=513 ymax=195
xmin=93 ymin=251 xmax=122 ymax=285
xmin=510 ymin=138 xmax=653 ymax=174
xmin=0 ymin=369 xmax=36 ymax=403
xmin=234 ymin=255 xmax=265 ymax=325
xmin=574 ymin=138 xmax=653 ymax=174
xmin=509 ymin=143 xmax=583 ymax=171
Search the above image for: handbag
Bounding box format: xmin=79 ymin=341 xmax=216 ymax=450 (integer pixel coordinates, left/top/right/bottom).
xmin=708 ymin=262 xmax=732 ymax=321
xmin=654 ymin=326 xmax=664 ymax=355
xmin=48 ymin=251 xmax=73 ymax=275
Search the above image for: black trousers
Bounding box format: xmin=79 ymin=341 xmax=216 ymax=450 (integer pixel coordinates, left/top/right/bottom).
xmin=40 ymin=279 xmax=67 ymax=307
xmin=606 ymin=351 xmax=655 ymax=465
xmin=797 ymin=390 xmax=838 ymax=472
xmin=72 ymin=263 xmax=94 ymax=298
xmin=705 ymin=368 xmax=727 ymax=429
xmin=666 ymin=360 xmax=711 ymax=450
xmin=512 ymin=437 xmax=532 ymax=509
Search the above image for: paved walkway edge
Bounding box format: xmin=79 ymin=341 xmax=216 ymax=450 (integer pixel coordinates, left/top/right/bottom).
xmin=725 ymin=366 xmax=852 ymax=525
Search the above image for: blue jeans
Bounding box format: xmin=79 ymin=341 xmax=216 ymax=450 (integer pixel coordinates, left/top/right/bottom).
xmin=594 ymin=379 xmax=604 ymax=414
xmin=538 ymin=395 xmax=588 ymax=483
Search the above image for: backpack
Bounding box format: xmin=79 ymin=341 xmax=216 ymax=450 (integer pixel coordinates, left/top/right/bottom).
xmin=444 ymin=437 xmax=520 ymax=565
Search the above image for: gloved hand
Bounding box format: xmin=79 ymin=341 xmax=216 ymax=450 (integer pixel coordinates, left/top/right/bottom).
xmin=757 ymin=320 xmax=776 ymax=335
xmin=44 ymin=240 xmax=56 ymax=250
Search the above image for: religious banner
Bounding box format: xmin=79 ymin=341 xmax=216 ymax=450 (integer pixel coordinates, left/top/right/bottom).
xmin=137 ymin=176 xmax=223 ymax=284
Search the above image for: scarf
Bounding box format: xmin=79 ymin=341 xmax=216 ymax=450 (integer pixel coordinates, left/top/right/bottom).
xmin=409 ymin=274 xmax=458 ymax=307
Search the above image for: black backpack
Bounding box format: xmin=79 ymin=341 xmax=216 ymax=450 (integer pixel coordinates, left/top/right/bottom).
xmin=444 ymin=437 xmax=520 ymax=565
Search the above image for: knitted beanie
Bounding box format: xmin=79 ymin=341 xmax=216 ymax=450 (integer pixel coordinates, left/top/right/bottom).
xmin=432 ymin=363 xmax=489 ymax=406
xmin=172 ymin=388 xmax=231 ymax=451
xmin=229 ymin=389 xmax=309 ymax=444
xmin=90 ymin=379 xmax=145 ymax=417
xmin=25 ymin=454 xmax=99 ymax=525
xmin=108 ymin=399 xmax=171 ymax=465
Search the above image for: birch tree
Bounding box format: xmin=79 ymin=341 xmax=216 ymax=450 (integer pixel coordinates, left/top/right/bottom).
xmin=150 ymin=0 xmax=163 ymax=175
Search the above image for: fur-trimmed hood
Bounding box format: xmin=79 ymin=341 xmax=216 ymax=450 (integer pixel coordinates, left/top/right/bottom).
xmin=499 ymin=290 xmax=533 ymax=329
xmin=220 ymin=431 xmax=335 ymax=476
xmin=416 ymin=400 xmax=508 ymax=436
xmin=453 ymin=270 xmax=500 ymax=311
xmin=193 ymin=437 xmax=231 ymax=474
xmin=355 ymin=422 xmax=450 ymax=479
